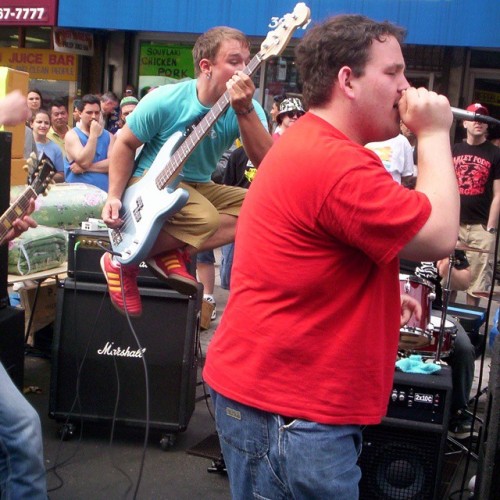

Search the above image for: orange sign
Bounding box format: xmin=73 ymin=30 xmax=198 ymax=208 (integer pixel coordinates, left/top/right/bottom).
xmin=0 ymin=48 xmax=78 ymax=81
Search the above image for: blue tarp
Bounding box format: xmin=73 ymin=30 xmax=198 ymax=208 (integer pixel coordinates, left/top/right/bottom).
xmin=57 ymin=0 xmax=500 ymax=48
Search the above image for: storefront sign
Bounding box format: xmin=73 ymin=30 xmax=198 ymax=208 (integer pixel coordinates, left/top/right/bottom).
xmin=0 ymin=0 xmax=56 ymax=26
xmin=0 ymin=48 xmax=78 ymax=81
xmin=474 ymin=89 xmax=500 ymax=107
xmin=139 ymin=43 xmax=194 ymax=80
xmin=53 ymin=29 xmax=94 ymax=56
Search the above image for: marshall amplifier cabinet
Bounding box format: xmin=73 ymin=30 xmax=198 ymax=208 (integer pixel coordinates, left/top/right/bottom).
xmin=67 ymin=229 xmax=185 ymax=288
xmin=49 ymin=278 xmax=202 ymax=441
xmin=359 ymin=367 xmax=452 ymax=500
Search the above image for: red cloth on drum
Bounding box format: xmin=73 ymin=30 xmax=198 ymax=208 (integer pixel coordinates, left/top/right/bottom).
xmin=203 ymin=113 xmax=431 ymax=426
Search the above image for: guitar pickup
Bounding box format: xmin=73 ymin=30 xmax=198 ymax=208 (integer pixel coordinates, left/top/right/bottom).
xmin=110 ymin=230 xmax=123 ymax=245
xmin=133 ymin=196 xmax=143 ymax=222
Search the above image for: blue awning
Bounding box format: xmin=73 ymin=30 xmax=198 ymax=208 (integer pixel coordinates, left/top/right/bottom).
xmin=57 ymin=0 xmax=500 ymax=48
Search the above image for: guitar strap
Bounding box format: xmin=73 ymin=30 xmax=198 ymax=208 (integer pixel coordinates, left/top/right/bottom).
xmin=184 ymin=112 xmax=207 ymax=138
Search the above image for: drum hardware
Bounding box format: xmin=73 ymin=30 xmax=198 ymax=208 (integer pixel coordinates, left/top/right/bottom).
xmin=399 ymin=274 xmax=434 ymax=349
xmin=415 ymin=316 xmax=458 ymax=357
xmin=434 ymin=252 xmax=456 ymax=364
xmin=473 ymin=290 xmax=500 ymax=301
xmin=456 ymin=241 xmax=494 ymax=254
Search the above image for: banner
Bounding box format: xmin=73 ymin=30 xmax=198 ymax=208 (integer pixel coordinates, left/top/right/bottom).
xmin=0 ymin=0 xmax=56 ymax=26
xmin=139 ymin=43 xmax=194 ymax=80
xmin=53 ymin=29 xmax=94 ymax=56
xmin=0 ymin=48 xmax=78 ymax=81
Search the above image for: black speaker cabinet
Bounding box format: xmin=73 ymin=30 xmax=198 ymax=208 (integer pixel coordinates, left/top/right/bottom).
xmin=0 ymin=132 xmax=12 ymax=308
xmin=359 ymin=367 xmax=452 ymax=500
xmin=475 ymin=334 xmax=500 ymax=500
xmin=0 ymin=305 xmax=25 ymax=390
xmin=66 ymin=229 xmax=196 ymax=288
xmin=49 ymin=278 xmax=202 ymax=437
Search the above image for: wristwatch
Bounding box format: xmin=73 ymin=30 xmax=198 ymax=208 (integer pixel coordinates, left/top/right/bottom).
xmin=487 ymin=227 xmax=497 ymax=234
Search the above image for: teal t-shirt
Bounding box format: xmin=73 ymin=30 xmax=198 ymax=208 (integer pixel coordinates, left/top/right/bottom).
xmin=127 ymin=79 xmax=267 ymax=183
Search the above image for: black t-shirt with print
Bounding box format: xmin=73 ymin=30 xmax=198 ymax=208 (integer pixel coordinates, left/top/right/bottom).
xmin=453 ymin=140 xmax=500 ymax=224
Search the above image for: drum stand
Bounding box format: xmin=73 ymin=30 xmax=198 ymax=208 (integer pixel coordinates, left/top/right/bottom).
xmin=434 ymin=253 xmax=456 ymax=365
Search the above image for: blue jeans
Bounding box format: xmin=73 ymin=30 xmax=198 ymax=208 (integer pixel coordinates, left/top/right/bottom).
xmin=220 ymin=243 xmax=234 ymax=290
xmin=196 ymin=249 xmax=215 ymax=264
xmin=0 ymin=362 xmax=46 ymax=499
xmin=210 ymin=389 xmax=362 ymax=499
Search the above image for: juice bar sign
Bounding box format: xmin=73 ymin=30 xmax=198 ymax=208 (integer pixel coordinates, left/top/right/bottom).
xmin=139 ymin=44 xmax=194 ymax=80
xmin=0 ymin=0 xmax=56 ymax=26
xmin=0 ymin=48 xmax=78 ymax=81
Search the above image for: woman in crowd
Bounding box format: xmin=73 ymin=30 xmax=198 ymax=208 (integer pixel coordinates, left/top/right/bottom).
xmin=31 ymin=109 xmax=65 ymax=182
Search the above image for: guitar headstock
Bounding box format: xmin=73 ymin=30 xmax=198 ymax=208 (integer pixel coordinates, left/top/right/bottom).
xmin=259 ymin=3 xmax=311 ymax=61
xmin=26 ymin=156 xmax=56 ymax=196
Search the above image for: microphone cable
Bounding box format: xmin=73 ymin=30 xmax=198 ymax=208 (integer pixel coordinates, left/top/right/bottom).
xmin=94 ymin=241 xmax=150 ymax=499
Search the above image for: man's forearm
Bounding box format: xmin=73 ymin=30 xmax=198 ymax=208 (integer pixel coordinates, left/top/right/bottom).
xmin=83 ymin=159 xmax=109 ymax=173
xmin=238 ymin=112 xmax=273 ymax=167
xmin=487 ymin=196 xmax=500 ymax=230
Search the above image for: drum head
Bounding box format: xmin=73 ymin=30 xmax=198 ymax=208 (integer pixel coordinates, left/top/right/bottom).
xmin=429 ymin=316 xmax=455 ymax=330
xmin=399 ymin=327 xmax=432 ymax=349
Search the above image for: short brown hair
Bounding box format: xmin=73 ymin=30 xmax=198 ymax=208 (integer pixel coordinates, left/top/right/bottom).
xmin=295 ymin=15 xmax=406 ymax=108
xmin=192 ymin=26 xmax=250 ymax=76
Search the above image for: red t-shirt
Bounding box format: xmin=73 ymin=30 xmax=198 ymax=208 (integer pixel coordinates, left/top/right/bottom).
xmin=203 ymin=113 xmax=431 ymax=425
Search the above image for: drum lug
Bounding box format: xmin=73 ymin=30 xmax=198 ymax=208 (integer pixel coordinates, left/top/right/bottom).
xmin=428 ymin=292 xmax=436 ymax=302
xmin=404 ymin=278 xmax=411 ymax=294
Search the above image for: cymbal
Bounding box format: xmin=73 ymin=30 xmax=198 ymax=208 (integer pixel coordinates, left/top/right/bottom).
xmin=456 ymin=242 xmax=494 ymax=254
xmin=473 ymin=290 xmax=500 ymax=301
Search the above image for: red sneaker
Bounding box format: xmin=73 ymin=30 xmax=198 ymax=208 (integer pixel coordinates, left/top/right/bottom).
xmin=146 ymin=249 xmax=199 ymax=295
xmin=100 ymin=252 xmax=142 ymax=317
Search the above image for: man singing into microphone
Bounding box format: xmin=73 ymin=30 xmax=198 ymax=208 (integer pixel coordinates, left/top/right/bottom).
xmin=203 ymin=14 xmax=459 ymax=498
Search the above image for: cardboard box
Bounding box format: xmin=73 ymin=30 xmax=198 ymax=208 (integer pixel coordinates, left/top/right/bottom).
xmin=10 ymin=157 xmax=27 ymax=187
xmin=200 ymin=299 xmax=215 ymax=330
xmin=19 ymin=280 xmax=58 ymax=345
xmin=0 ymin=67 xmax=29 ymax=159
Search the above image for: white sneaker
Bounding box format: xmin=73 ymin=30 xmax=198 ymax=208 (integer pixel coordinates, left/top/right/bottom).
xmin=204 ymin=295 xmax=217 ymax=320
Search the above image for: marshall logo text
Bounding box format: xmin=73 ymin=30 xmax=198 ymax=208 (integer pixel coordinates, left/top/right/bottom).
xmin=97 ymin=342 xmax=146 ymax=358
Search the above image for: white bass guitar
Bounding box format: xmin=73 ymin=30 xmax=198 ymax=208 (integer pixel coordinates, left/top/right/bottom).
xmin=109 ymin=3 xmax=311 ymax=265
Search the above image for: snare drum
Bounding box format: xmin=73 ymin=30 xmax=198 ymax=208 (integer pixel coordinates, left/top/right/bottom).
xmin=399 ymin=274 xmax=435 ymax=349
xmin=413 ymin=315 xmax=457 ymax=356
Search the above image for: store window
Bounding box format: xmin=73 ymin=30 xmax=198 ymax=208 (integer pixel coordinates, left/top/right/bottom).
xmin=137 ymin=42 xmax=195 ymax=97
xmin=0 ymin=27 xmax=78 ymax=117
xmin=0 ymin=26 xmax=52 ymax=49
xmin=261 ymin=53 xmax=301 ymax=113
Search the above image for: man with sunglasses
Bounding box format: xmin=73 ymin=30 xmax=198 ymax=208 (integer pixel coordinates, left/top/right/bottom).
xmin=272 ymin=97 xmax=305 ymax=140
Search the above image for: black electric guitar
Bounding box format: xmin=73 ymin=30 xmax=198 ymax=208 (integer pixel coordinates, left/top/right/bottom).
xmin=0 ymin=157 xmax=54 ymax=245
xmin=109 ymin=3 xmax=311 ymax=265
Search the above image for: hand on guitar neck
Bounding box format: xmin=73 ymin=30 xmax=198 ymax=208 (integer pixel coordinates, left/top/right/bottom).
xmin=0 ymin=199 xmax=37 ymax=245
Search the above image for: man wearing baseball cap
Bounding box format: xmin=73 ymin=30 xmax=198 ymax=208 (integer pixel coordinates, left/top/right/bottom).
xmin=119 ymin=96 xmax=139 ymax=125
xmin=453 ymin=102 xmax=500 ymax=306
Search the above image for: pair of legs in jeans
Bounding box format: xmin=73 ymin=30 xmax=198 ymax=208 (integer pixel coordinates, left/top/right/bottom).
xmin=210 ymin=389 xmax=362 ymax=499
xmin=0 ymin=362 xmax=46 ymax=499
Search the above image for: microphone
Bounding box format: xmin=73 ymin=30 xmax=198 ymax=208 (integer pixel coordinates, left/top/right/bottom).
xmin=451 ymin=107 xmax=500 ymax=126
